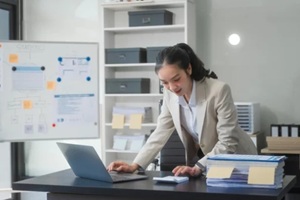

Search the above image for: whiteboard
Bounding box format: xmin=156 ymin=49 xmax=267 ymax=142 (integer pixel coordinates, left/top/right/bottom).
xmin=0 ymin=41 xmax=99 ymax=141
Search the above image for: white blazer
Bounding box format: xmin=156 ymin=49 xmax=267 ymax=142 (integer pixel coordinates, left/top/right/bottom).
xmin=133 ymin=78 xmax=257 ymax=169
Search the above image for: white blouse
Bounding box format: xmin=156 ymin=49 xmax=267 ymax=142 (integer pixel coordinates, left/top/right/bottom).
xmin=178 ymin=80 xmax=199 ymax=143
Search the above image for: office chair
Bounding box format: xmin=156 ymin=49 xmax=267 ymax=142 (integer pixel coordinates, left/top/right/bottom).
xmin=159 ymin=130 xmax=201 ymax=171
xmin=159 ymin=130 xmax=186 ymax=171
xmin=157 ymin=100 xmax=198 ymax=171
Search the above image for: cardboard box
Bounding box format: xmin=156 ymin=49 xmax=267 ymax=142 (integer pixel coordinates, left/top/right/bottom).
xmin=266 ymin=136 xmax=300 ymax=150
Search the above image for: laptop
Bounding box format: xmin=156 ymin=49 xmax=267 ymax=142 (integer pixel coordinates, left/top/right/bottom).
xmin=57 ymin=142 xmax=148 ymax=183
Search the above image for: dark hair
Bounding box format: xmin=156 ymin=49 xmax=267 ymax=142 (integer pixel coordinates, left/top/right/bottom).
xmin=155 ymin=43 xmax=217 ymax=81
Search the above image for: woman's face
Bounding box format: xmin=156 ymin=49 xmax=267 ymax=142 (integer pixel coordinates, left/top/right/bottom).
xmin=158 ymin=63 xmax=193 ymax=98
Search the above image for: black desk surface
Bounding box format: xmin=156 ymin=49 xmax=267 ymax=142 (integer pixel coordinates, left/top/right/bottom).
xmin=13 ymin=169 xmax=296 ymax=200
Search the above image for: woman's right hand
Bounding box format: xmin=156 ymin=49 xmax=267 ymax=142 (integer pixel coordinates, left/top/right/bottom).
xmin=107 ymin=161 xmax=139 ymax=173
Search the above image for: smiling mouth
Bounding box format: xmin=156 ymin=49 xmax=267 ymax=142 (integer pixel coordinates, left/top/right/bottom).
xmin=174 ymin=89 xmax=181 ymax=94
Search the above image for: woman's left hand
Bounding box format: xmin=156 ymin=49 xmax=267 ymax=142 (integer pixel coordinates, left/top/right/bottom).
xmin=172 ymin=165 xmax=202 ymax=177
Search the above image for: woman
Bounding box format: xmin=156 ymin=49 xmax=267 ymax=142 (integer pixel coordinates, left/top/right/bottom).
xmin=108 ymin=43 xmax=257 ymax=177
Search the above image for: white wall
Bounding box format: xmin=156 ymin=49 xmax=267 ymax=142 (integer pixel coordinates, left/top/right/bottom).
xmin=23 ymin=0 xmax=100 ymax=42
xmin=196 ymin=0 xmax=300 ymax=135
xmin=22 ymin=0 xmax=103 ymax=177
xmin=21 ymin=0 xmax=300 ymax=199
xmin=0 ymin=142 xmax=11 ymax=200
xmin=1 ymin=6 xmax=12 ymax=200
xmin=0 ymin=143 xmax=11 ymax=186
xmin=21 ymin=0 xmax=103 ymax=198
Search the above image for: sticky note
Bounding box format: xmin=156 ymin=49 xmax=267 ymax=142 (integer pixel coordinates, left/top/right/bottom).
xmin=112 ymin=114 xmax=124 ymax=129
xmin=248 ymin=166 xmax=275 ymax=185
xmin=9 ymin=54 xmax=18 ymax=63
xmin=206 ymin=166 xmax=234 ymax=179
xmin=47 ymin=81 xmax=56 ymax=90
xmin=23 ymin=100 xmax=33 ymax=109
xmin=129 ymin=114 xmax=143 ymax=129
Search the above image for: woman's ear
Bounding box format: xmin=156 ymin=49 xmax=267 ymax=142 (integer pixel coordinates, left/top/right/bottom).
xmin=187 ymin=64 xmax=192 ymax=75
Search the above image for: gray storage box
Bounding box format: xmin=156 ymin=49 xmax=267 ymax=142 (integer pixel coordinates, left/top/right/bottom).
xmin=129 ymin=10 xmax=173 ymax=27
xmin=105 ymin=48 xmax=146 ymax=64
xmin=106 ymin=78 xmax=150 ymax=94
xmin=159 ymin=81 xmax=164 ymax=94
xmin=146 ymin=46 xmax=169 ymax=63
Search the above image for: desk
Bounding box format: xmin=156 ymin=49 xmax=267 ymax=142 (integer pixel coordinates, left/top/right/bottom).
xmin=261 ymin=148 xmax=300 ymax=155
xmin=12 ymin=169 xmax=296 ymax=200
xmin=0 ymin=188 xmax=19 ymax=200
xmin=261 ymin=148 xmax=300 ymax=194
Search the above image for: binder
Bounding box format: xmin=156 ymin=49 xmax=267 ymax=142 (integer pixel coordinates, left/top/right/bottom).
xmin=271 ymin=124 xmax=281 ymax=137
xmin=291 ymin=125 xmax=300 ymax=137
xmin=206 ymin=154 xmax=286 ymax=189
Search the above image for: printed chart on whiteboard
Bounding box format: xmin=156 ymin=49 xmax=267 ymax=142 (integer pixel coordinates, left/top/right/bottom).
xmin=0 ymin=41 xmax=99 ymax=141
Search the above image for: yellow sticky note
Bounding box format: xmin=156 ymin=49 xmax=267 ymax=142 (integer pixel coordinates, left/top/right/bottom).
xmin=23 ymin=100 xmax=33 ymax=109
xmin=129 ymin=114 xmax=143 ymax=129
xmin=112 ymin=114 xmax=125 ymax=129
xmin=47 ymin=81 xmax=56 ymax=90
xmin=248 ymin=166 xmax=275 ymax=185
xmin=206 ymin=166 xmax=234 ymax=179
xmin=9 ymin=54 xmax=18 ymax=63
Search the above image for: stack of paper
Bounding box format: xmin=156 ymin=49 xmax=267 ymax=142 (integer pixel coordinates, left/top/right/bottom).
xmin=113 ymin=106 xmax=152 ymax=123
xmin=113 ymin=135 xmax=146 ymax=151
xmin=153 ymin=176 xmax=189 ymax=183
xmin=234 ymin=102 xmax=260 ymax=134
xmin=206 ymin=154 xmax=286 ymax=189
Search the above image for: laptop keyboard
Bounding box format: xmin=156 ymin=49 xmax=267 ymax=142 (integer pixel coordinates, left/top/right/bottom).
xmin=110 ymin=174 xmax=132 ymax=182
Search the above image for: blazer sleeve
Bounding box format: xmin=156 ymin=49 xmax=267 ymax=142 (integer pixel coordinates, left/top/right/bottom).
xmin=197 ymin=83 xmax=240 ymax=168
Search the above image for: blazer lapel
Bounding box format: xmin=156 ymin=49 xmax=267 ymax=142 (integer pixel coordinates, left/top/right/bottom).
xmin=168 ymin=92 xmax=190 ymax=146
xmin=169 ymin=94 xmax=181 ymax=134
xmin=195 ymin=81 xmax=207 ymax=140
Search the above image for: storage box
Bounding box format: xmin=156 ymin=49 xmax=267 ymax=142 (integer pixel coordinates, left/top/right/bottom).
xmin=234 ymin=102 xmax=260 ymax=134
xmin=146 ymin=46 xmax=169 ymax=63
xmin=266 ymin=136 xmax=300 ymax=150
xmin=105 ymin=48 xmax=146 ymax=64
xmin=159 ymin=82 xmax=164 ymax=94
xmin=128 ymin=10 xmax=173 ymax=27
xmin=249 ymin=132 xmax=266 ymax=153
xmin=106 ymin=78 xmax=150 ymax=94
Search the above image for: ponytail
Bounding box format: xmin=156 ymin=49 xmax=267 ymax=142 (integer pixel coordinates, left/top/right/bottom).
xmin=155 ymin=43 xmax=217 ymax=81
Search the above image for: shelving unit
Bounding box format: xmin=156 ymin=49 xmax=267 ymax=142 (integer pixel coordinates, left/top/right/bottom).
xmin=100 ymin=0 xmax=195 ymax=166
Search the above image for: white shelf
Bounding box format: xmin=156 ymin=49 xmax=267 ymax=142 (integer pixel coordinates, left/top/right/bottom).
xmin=105 ymin=93 xmax=163 ymax=97
xmin=100 ymin=0 xmax=195 ymax=166
xmin=106 ymin=149 xmax=140 ymax=153
xmin=102 ymin=1 xmax=187 ymax=10
xmin=104 ymin=24 xmax=184 ymax=33
xmin=105 ymin=123 xmax=157 ymax=127
xmin=105 ymin=63 xmax=155 ymax=68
